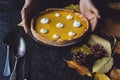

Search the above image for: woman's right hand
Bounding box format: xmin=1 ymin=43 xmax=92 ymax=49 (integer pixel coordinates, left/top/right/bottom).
xmin=79 ymin=0 xmax=100 ymax=31
xmin=21 ymin=0 xmax=40 ymax=33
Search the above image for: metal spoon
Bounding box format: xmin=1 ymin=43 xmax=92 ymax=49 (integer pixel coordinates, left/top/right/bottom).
xmin=3 ymin=45 xmax=11 ymax=76
xmin=3 ymin=32 xmax=13 ymax=76
xmin=9 ymin=37 xmax=26 ymax=80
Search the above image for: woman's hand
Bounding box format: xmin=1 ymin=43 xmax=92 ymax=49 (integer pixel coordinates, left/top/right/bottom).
xmin=79 ymin=0 xmax=100 ymax=31
xmin=21 ymin=0 xmax=39 ymax=33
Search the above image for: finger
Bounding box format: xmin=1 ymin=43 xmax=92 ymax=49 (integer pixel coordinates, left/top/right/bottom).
xmin=79 ymin=0 xmax=84 ymax=13
xmin=79 ymin=5 xmax=85 ymax=14
xmin=83 ymin=12 xmax=98 ymax=31
xmin=91 ymin=5 xmax=101 ymax=18
xmin=84 ymin=12 xmax=95 ymax=20
xmin=90 ymin=17 xmax=98 ymax=31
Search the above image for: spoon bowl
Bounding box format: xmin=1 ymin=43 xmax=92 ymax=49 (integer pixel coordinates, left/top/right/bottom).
xmin=9 ymin=37 xmax=26 ymax=80
xmin=13 ymin=37 xmax=26 ymax=58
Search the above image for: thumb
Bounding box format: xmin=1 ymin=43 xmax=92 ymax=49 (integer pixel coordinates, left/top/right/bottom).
xmin=21 ymin=8 xmax=29 ymax=34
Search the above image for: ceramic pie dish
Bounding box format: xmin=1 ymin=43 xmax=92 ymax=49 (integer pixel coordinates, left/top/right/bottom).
xmin=30 ymin=8 xmax=89 ymax=47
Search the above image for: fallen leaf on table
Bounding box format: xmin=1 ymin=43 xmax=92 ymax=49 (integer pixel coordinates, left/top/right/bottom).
xmin=108 ymin=2 xmax=120 ymax=10
xmin=93 ymin=57 xmax=113 ymax=73
xmin=114 ymin=41 xmax=120 ymax=54
xmin=94 ymin=72 xmax=110 ymax=80
xmin=65 ymin=4 xmax=80 ymax=12
xmin=100 ymin=19 xmax=120 ymax=40
xmin=88 ymin=34 xmax=112 ymax=57
xmin=71 ymin=44 xmax=91 ymax=55
xmin=110 ymin=69 xmax=120 ymax=80
xmin=65 ymin=60 xmax=92 ymax=76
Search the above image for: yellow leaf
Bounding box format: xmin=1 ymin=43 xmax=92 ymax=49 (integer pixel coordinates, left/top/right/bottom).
xmin=94 ymin=72 xmax=110 ymax=80
xmin=71 ymin=44 xmax=90 ymax=55
xmin=65 ymin=4 xmax=80 ymax=12
xmin=65 ymin=60 xmax=92 ymax=76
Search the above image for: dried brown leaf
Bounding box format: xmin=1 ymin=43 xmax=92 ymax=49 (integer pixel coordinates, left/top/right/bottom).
xmin=110 ymin=69 xmax=120 ymax=80
xmin=114 ymin=41 xmax=120 ymax=54
xmin=94 ymin=72 xmax=110 ymax=80
xmin=108 ymin=2 xmax=120 ymax=10
xmin=65 ymin=60 xmax=92 ymax=76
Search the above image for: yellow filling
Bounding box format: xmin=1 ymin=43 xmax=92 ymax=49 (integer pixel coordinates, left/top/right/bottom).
xmin=35 ymin=10 xmax=87 ymax=40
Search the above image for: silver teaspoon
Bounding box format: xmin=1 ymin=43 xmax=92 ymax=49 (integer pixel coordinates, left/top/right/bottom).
xmin=9 ymin=37 xmax=26 ymax=80
xmin=3 ymin=45 xmax=11 ymax=76
xmin=3 ymin=32 xmax=13 ymax=76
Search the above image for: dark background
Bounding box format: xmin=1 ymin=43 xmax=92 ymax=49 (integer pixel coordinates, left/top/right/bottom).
xmin=0 ymin=0 xmax=120 ymax=80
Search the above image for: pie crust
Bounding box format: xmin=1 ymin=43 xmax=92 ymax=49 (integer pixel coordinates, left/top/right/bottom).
xmin=30 ymin=8 xmax=89 ymax=46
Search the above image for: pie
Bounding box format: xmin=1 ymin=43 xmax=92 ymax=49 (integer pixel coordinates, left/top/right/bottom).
xmin=30 ymin=8 xmax=89 ymax=46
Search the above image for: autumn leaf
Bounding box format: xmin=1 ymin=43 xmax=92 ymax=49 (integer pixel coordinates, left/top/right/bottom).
xmin=71 ymin=44 xmax=91 ymax=55
xmin=109 ymin=2 xmax=120 ymax=10
xmin=88 ymin=34 xmax=112 ymax=57
xmin=110 ymin=69 xmax=120 ymax=80
xmin=93 ymin=57 xmax=113 ymax=73
xmin=94 ymin=72 xmax=110 ymax=80
xmin=65 ymin=4 xmax=79 ymax=12
xmin=100 ymin=19 xmax=120 ymax=41
xmin=114 ymin=41 xmax=120 ymax=54
xmin=65 ymin=60 xmax=92 ymax=76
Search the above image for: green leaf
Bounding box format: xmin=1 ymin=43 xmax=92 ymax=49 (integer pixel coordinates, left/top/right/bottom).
xmin=93 ymin=57 xmax=113 ymax=73
xmin=88 ymin=34 xmax=112 ymax=57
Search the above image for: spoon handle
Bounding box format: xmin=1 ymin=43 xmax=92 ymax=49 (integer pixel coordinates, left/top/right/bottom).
xmin=9 ymin=58 xmax=18 ymax=80
xmin=9 ymin=71 xmax=16 ymax=80
xmin=3 ymin=45 xmax=11 ymax=76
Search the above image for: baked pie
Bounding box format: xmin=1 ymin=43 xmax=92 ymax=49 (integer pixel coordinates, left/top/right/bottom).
xmin=31 ymin=8 xmax=89 ymax=46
